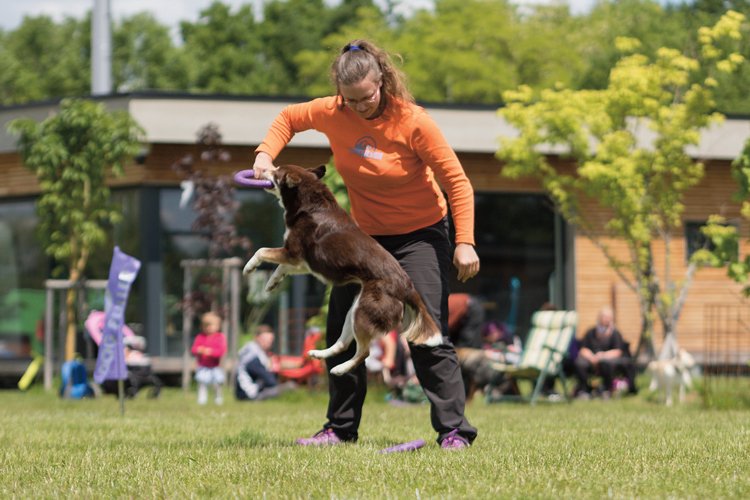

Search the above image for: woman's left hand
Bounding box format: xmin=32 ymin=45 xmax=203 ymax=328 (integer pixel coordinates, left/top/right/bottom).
xmin=453 ymin=243 xmax=480 ymax=282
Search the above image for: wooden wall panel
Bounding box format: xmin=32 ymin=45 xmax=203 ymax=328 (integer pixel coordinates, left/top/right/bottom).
xmin=576 ymin=242 xmax=749 ymax=357
xmin=459 ymin=153 xmax=545 ymax=193
xmin=0 ymin=152 xmax=39 ymax=197
xmin=1 ymin=145 xmax=335 ymax=193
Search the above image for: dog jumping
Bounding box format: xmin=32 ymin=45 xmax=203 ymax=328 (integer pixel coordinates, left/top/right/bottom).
xmin=647 ymin=348 xmax=696 ymax=406
xmin=242 ymin=164 xmax=443 ymax=376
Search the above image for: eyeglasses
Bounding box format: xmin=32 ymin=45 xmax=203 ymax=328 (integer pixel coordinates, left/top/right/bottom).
xmin=343 ymin=85 xmax=381 ymax=108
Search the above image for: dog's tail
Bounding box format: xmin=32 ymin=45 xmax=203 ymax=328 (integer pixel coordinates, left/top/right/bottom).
xmin=401 ymin=290 xmax=443 ymax=347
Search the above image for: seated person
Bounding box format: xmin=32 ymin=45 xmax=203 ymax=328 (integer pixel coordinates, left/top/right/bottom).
xmin=448 ymin=294 xmax=511 ymax=400
xmin=574 ymin=306 xmax=637 ymax=398
xmin=448 ymin=293 xmax=485 ymax=349
xmin=481 ymin=321 xmax=521 ymax=364
xmin=235 ymin=326 xmax=291 ymax=401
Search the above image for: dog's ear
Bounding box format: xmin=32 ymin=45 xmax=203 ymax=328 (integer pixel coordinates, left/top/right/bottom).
xmin=311 ymin=165 xmax=326 ymax=179
xmin=285 ymin=171 xmax=302 ymax=188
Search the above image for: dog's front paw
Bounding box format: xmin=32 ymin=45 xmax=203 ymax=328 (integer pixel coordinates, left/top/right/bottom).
xmin=264 ymin=273 xmax=286 ymax=293
xmin=242 ymin=255 xmax=262 ymax=275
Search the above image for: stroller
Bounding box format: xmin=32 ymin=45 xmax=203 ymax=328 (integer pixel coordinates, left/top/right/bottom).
xmin=86 ymin=311 xmax=162 ymax=398
xmin=121 ymin=335 xmax=162 ymax=398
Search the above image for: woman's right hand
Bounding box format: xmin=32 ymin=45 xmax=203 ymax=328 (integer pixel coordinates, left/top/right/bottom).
xmin=253 ymin=152 xmax=276 ymax=179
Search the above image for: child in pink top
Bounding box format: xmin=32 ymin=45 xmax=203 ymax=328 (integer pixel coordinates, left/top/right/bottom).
xmin=191 ymin=312 xmax=227 ymax=405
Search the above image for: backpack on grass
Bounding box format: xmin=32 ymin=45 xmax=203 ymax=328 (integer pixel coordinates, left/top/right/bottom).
xmin=59 ymin=359 xmax=95 ymax=399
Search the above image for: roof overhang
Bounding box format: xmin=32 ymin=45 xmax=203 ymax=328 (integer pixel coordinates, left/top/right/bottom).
xmin=1 ymin=94 xmax=747 ymax=160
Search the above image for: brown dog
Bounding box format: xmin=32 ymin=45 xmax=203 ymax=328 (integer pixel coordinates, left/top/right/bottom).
xmin=242 ymin=164 xmax=443 ymax=376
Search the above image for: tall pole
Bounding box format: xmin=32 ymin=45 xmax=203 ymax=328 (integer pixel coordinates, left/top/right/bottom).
xmin=182 ymin=265 xmax=193 ymax=392
xmin=91 ymin=0 xmax=112 ymax=95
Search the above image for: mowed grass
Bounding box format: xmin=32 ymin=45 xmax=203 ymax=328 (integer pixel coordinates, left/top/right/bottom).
xmin=1 ymin=384 xmax=748 ymax=499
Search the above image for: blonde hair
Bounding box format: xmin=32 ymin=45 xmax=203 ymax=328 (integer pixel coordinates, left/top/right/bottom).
xmin=201 ymin=311 xmax=222 ymax=331
xmin=331 ymin=39 xmax=414 ymax=106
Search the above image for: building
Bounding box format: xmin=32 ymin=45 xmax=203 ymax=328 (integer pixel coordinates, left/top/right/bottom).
xmin=1 ymin=92 xmax=748 ymax=377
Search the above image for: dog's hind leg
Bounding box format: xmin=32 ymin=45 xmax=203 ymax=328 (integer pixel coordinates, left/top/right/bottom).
xmin=329 ymin=333 xmax=372 ymax=376
xmin=647 ymin=363 xmax=658 ymax=392
xmin=329 ymin=295 xmax=382 ymax=376
xmin=664 ymin=365 xmax=675 ymax=406
xmin=308 ymin=295 xmax=359 ymax=361
xmin=678 ymin=368 xmax=692 ymax=404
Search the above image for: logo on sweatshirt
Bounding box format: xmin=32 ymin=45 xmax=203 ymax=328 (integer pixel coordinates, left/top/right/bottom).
xmin=350 ymin=136 xmax=383 ymax=160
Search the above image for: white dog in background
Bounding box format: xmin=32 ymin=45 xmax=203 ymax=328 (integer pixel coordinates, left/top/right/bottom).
xmin=648 ymin=349 xmax=696 ymax=406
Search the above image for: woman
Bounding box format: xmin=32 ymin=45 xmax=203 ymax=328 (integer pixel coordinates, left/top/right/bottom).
xmin=252 ymin=39 xmax=479 ymax=449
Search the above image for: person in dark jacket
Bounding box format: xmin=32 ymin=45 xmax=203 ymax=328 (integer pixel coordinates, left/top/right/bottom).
xmin=574 ymin=307 xmax=637 ymax=398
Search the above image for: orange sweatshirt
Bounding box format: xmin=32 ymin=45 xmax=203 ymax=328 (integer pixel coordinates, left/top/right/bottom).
xmin=255 ymin=96 xmax=475 ymax=246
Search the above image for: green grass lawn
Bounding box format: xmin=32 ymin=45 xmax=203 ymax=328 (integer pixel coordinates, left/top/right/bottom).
xmin=1 ymin=385 xmax=748 ymax=499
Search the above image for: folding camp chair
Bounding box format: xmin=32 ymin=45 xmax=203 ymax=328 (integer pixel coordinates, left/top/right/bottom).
xmin=274 ymin=328 xmax=324 ymax=386
xmin=486 ymin=310 xmax=577 ymax=405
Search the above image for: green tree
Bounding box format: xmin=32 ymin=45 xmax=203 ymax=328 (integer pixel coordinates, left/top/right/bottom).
xmin=672 ymin=0 xmax=750 ymax=113
xmin=702 ymin=139 xmax=750 ymax=292
xmin=512 ymin=5 xmax=587 ymax=91
xmin=258 ymin=0 xmax=364 ymax=95
xmin=577 ymin=0 xmax=689 ymax=91
xmin=180 ymin=1 xmax=266 ymax=94
xmin=497 ymin=11 xmax=746 ymax=360
xmin=8 ymin=99 xmax=143 ymax=360
xmin=396 ymin=0 xmax=518 ymax=103
xmin=113 ymin=13 xmax=190 ymax=92
xmin=0 ymin=15 xmax=89 ymax=105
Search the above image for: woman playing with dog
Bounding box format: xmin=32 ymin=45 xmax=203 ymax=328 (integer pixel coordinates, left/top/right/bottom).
xmin=251 ymin=39 xmax=479 ymax=449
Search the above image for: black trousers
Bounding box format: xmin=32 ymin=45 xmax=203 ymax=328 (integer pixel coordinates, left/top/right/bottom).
xmin=322 ymin=218 xmax=477 ymax=444
xmin=574 ymin=356 xmax=637 ymax=393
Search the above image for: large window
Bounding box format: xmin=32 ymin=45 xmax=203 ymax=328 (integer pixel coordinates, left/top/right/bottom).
xmin=453 ymin=192 xmax=558 ymax=338
xmin=159 ymin=187 xmax=286 ymax=354
xmin=0 ymin=199 xmax=46 ymax=357
xmin=0 ymin=191 xmax=143 ymax=359
xmin=0 ymin=199 xmax=45 ymax=289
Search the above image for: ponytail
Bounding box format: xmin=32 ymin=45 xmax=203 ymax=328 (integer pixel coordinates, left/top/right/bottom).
xmin=330 ymin=39 xmax=414 ymax=105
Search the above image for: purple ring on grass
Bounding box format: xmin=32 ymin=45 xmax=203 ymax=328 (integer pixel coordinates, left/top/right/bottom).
xmin=378 ymin=439 xmax=426 ymax=454
xmin=234 ymin=169 xmax=273 ymax=189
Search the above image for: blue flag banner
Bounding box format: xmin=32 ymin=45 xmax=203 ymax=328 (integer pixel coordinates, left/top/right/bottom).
xmin=94 ymin=246 xmax=141 ymax=384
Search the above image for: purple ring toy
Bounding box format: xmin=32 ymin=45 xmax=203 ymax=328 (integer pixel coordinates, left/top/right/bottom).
xmin=233 ymin=169 xmax=273 ymax=189
xmin=378 ymin=439 xmax=426 ymax=454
